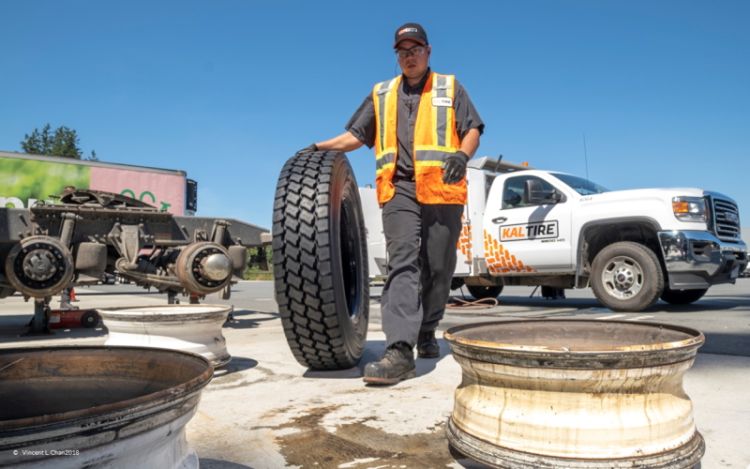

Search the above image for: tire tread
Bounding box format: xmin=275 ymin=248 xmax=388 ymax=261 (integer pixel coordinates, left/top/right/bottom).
xmin=273 ymin=151 xmax=368 ymax=369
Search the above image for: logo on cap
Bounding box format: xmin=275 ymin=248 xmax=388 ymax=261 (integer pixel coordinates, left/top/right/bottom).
xmin=399 ymin=27 xmax=418 ymax=35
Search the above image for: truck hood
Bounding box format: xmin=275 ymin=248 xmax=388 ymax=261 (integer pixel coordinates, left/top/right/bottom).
xmin=574 ymin=187 xmax=710 ymax=231
xmin=580 ymin=187 xmax=705 ymax=202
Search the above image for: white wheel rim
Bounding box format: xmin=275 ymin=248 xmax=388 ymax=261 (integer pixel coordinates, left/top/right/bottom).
xmin=601 ymin=255 xmax=644 ymax=300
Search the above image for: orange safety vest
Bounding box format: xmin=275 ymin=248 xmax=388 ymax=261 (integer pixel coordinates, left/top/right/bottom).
xmin=372 ymin=72 xmax=466 ymax=205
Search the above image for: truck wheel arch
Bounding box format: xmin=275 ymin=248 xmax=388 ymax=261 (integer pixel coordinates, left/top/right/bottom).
xmin=576 ymin=217 xmax=662 ymax=285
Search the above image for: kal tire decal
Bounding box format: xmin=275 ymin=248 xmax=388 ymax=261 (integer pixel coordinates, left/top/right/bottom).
xmin=500 ymin=220 xmax=559 ymax=242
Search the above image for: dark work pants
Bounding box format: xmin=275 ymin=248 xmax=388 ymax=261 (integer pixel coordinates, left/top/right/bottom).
xmin=380 ymin=181 xmax=463 ymax=347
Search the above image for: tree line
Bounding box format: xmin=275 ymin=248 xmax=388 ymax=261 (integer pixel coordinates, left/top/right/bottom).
xmin=20 ymin=123 xmax=97 ymax=160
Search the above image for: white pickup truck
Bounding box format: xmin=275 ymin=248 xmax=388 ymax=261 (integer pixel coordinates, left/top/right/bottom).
xmin=361 ymin=157 xmax=748 ymax=312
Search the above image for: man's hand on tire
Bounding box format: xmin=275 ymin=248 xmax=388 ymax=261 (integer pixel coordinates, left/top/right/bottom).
xmin=442 ymin=151 xmax=468 ymax=184
xmin=297 ymin=143 xmax=318 ymax=154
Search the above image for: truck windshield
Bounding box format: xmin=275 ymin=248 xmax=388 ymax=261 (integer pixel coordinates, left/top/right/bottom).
xmin=551 ymin=173 xmax=609 ymax=195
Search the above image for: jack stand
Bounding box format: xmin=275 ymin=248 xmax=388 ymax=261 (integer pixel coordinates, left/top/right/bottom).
xmin=29 ymin=297 xmax=52 ymax=334
xmin=167 ymin=290 xmax=180 ymax=305
xmin=221 ymin=284 xmax=231 ymax=300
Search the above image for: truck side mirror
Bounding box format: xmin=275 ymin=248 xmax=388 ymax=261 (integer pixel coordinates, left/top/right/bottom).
xmin=524 ymin=179 xmax=545 ymax=204
xmin=524 ymin=179 xmax=561 ymax=205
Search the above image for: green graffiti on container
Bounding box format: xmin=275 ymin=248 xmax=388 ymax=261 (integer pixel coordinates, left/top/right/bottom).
xmin=0 ymin=159 xmax=90 ymax=208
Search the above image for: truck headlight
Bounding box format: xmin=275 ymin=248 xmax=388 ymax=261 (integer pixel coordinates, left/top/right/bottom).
xmin=672 ymin=196 xmax=706 ymax=222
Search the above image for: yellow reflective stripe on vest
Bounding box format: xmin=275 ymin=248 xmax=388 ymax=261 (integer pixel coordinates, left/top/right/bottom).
xmin=413 ymin=74 xmax=458 ymax=175
xmin=433 ymin=74 xmax=455 ymax=148
xmin=372 ymin=72 xmax=465 ymax=205
xmin=373 ymin=77 xmax=399 ymax=159
xmin=375 ymin=153 xmax=396 ymax=171
xmin=414 ymin=73 xmax=457 ymax=151
xmin=415 ymin=149 xmax=453 ymax=163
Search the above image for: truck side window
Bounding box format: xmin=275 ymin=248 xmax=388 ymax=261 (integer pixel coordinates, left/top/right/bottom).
xmin=502 ymin=176 xmax=556 ymax=209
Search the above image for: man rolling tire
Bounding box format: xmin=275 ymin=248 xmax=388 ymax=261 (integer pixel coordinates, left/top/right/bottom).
xmin=301 ymin=23 xmax=484 ymax=384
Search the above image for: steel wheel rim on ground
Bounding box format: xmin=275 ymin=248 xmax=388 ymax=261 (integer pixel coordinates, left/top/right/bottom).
xmin=0 ymin=346 xmax=212 ymax=469
xmin=98 ymin=304 xmax=233 ymax=367
xmin=444 ymin=319 xmax=705 ymax=468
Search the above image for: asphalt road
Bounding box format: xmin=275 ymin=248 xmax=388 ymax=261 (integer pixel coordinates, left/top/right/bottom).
xmin=88 ymin=277 xmax=750 ymax=357
xmin=2 ymin=278 xmax=748 ymax=468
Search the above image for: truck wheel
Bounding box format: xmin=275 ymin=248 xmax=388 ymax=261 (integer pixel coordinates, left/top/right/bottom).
xmin=590 ymin=242 xmax=663 ymax=312
xmin=467 ymin=285 xmax=504 ymax=300
xmin=660 ymin=288 xmax=708 ymax=305
xmin=81 ymin=310 xmax=100 ymax=328
xmin=450 ymin=278 xmax=465 ymax=291
xmin=273 ymin=151 xmax=369 ymax=370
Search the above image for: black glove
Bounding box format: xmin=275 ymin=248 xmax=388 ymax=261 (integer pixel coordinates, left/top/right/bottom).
xmin=297 ymin=143 xmax=318 ymax=154
xmin=442 ymin=151 xmax=468 ymax=184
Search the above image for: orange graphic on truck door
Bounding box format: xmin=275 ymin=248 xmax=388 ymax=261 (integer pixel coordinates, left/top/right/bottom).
xmin=456 ymin=218 xmax=472 ymax=265
xmin=483 ymin=230 xmax=536 ymax=274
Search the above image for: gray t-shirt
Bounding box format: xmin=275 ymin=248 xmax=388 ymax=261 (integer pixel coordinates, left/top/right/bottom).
xmin=345 ymin=70 xmax=484 ymax=181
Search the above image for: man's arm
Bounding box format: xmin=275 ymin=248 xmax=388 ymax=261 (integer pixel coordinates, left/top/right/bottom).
xmin=459 ymin=128 xmax=480 ymax=158
xmin=453 ymin=80 xmax=484 ymax=160
xmin=300 ymin=95 xmax=373 ymax=154
xmin=316 ymin=131 xmax=365 ymax=152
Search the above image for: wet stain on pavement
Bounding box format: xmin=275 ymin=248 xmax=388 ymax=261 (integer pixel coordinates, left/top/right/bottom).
xmin=273 ymin=405 xmax=455 ymax=468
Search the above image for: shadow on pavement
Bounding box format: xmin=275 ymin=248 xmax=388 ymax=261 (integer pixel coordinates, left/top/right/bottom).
xmin=699 ymin=332 xmax=750 ymax=356
xmin=74 ymin=289 xmax=163 ymax=296
xmin=213 ymin=356 xmax=259 ymax=378
xmin=198 ymin=459 xmax=253 ymax=469
xmin=223 ymin=310 xmax=280 ymax=330
xmin=450 ymin=294 xmax=599 ymax=310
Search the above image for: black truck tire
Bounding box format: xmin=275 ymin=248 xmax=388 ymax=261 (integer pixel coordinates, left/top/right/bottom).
xmin=273 ymin=151 xmax=369 ymax=370
xmin=466 ymin=285 xmax=504 ymax=300
xmin=660 ymin=287 xmax=708 ymax=305
xmin=590 ymin=241 xmax=664 ymax=312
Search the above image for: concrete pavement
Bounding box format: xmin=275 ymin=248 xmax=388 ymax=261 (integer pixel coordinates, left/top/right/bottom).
xmin=1 ymin=283 xmax=749 ymax=468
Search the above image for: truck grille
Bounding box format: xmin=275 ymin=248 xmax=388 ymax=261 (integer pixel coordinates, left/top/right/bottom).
xmin=709 ymin=197 xmax=741 ymax=241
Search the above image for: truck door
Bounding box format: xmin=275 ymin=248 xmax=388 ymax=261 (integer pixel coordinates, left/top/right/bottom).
xmin=483 ymin=174 xmax=572 ymax=274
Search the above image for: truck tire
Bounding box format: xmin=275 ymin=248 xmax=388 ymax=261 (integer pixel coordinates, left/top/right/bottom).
xmin=466 ymin=285 xmax=503 ymax=300
xmin=273 ymin=151 xmax=369 ymax=370
xmin=450 ymin=278 xmax=465 ymax=291
xmin=590 ymin=241 xmax=664 ymax=312
xmin=660 ymin=288 xmax=708 ymax=305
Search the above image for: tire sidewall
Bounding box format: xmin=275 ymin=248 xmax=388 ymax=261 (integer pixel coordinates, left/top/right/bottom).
xmin=329 ymin=155 xmax=369 ymax=361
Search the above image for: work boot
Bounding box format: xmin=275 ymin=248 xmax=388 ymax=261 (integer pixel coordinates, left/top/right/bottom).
xmin=363 ymin=342 xmax=416 ymax=385
xmin=417 ymin=330 xmax=439 ymax=358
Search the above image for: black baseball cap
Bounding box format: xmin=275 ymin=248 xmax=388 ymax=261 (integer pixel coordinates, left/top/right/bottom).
xmin=393 ymin=23 xmax=428 ymax=48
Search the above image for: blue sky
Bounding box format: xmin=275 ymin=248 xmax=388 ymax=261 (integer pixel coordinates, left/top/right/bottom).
xmin=1 ymin=1 xmax=748 ymax=229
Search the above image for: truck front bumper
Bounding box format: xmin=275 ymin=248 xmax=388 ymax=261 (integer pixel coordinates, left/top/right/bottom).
xmin=658 ymin=230 xmax=747 ymax=290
